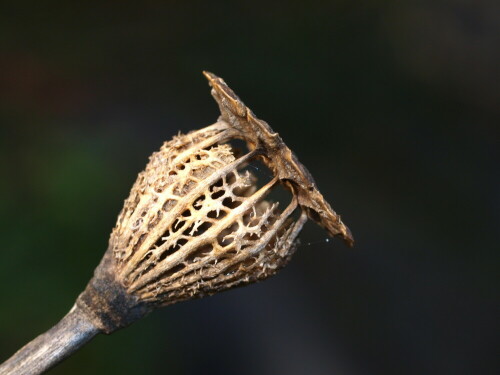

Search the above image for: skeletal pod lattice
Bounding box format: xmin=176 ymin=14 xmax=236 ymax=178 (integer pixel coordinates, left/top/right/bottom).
xmin=111 ymin=124 xmax=306 ymax=306
xmin=0 ymin=72 xmax=355 ymax=375
xmin=76 ymin=72 xmax=353 ymax=334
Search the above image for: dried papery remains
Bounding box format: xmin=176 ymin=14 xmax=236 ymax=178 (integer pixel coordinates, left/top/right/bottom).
xmin=0 ymin=72 xmax=353 ymax=375
xmin=100 ymin=71 xmax=353 ymax=311
xmin=75 ymin=72 xmax=353 ymax=333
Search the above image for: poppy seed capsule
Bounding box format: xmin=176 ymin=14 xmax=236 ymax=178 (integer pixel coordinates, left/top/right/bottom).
xmin=76 ymin=72 xmax=353 ymax=334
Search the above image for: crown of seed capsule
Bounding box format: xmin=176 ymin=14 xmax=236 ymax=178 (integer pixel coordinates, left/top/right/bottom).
xmin=106 ymin=72 xmax=353 ymax=307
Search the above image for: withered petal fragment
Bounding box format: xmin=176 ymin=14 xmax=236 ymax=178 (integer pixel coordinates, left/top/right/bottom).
xmin=203 ymin=71 xmax=354 ymax=246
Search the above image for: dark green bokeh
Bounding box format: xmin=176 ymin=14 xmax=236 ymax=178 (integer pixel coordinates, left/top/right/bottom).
xmin=0 ymin=2 xmax=497 ymax=375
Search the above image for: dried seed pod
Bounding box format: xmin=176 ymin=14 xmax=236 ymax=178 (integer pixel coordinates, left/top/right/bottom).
xmin=76 ymin=72 xmax=353 ymax=334
xmin=0 ymin=72 xmax=353 ymax=375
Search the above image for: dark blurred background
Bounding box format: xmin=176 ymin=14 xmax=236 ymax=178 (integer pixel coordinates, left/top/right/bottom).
xmin=0 ymin=1 xmax=498 ymax=375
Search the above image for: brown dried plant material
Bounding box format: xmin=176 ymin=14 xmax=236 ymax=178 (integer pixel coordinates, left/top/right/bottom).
xmin=101 ymin=71 xmax=352 ymax=308
xmin=0 ymin=72 xmax=353 ymax=375
xmin=75 ymin=72 xmax=353 ymax=334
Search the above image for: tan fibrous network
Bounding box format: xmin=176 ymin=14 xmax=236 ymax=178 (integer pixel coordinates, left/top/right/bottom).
xmin=108 ymin=72 xmax=353 ymax=307
xmin=110 ymin=123 xmax=302 ymax=305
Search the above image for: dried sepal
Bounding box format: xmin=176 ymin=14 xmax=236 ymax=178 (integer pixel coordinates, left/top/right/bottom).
xmin=203 ymin=72 xmax=353 ymax=244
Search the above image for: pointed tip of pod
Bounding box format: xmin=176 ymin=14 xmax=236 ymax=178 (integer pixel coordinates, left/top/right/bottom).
xmin=202 ymin=70 xmax=214 ymax=80
xmin=341 ymin=222 xmax=355 ymax=248
xmin=203 ymin=71 xmax=247 ymax=118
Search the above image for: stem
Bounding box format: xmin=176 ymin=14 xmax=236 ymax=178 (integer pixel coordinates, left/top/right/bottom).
xmin=0 ymin=304 xmax=101 ymax=375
